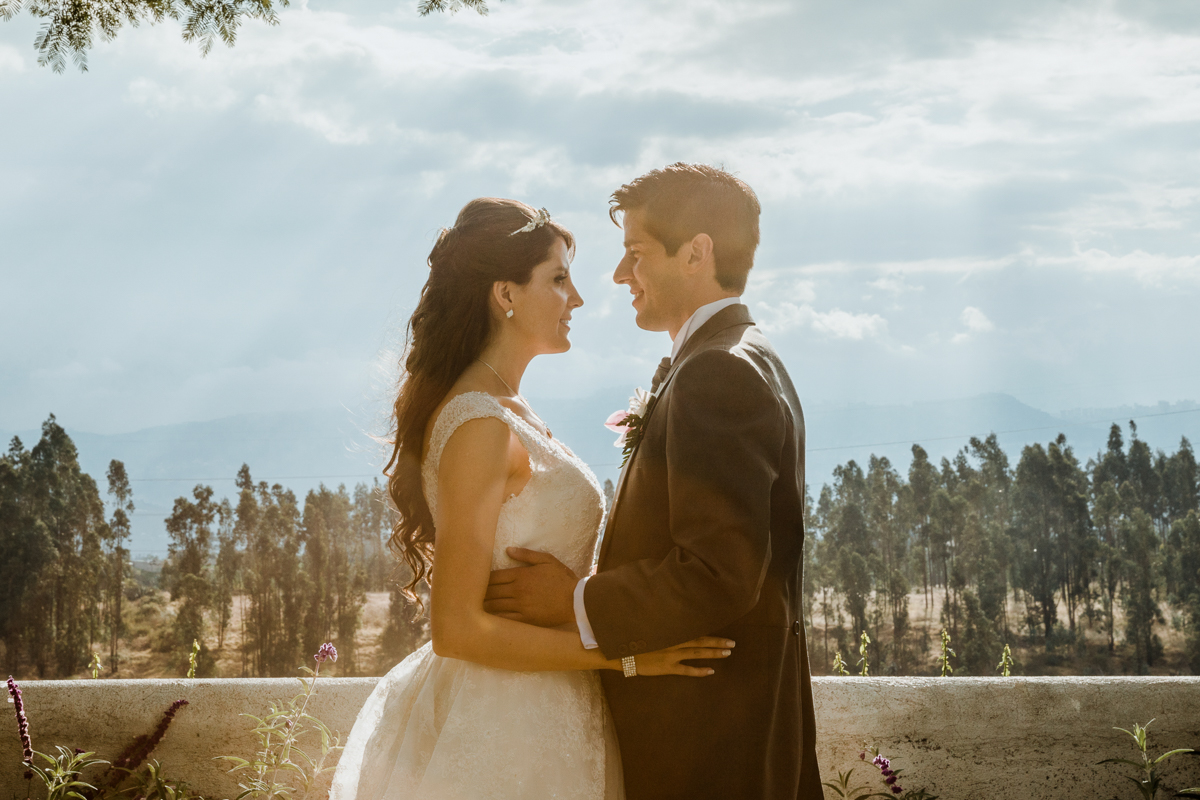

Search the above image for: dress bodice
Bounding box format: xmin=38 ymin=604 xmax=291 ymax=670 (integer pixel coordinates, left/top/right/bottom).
xmin=329 ymin=392 xmax=622 ymax=800
xmin=421 ymin=391 xmax=605 ymax=576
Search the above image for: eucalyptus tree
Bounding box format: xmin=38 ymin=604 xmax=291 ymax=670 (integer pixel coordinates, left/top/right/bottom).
xmin=1172 ymin=511 xmax=1200 ymax=670
xmin=828 ymin=461 xmax=872 ymax=636
xmin=0 ymin=418 xmax=106 ymax=677
xmin=163 ymin=483 xmax=218 ymax=674
xmin=866 ymin=456 xmax=909 ymax=648
xmin=213 ymin=497 xmax=239 ymax=649
xmin=0 ymin=436 xmax=52 ymax=676
xmin=301 ymin=484 xmax=366 ymax=675
xmin=351 ymin=479 xmax=391 ymax=592
xmin=906 ymin=445 xmax=938 ymax=611
xmin=238 ymin=469 xmax=306 ymax=677
xmin=1121 ymin=507 xmax=1163 ymax=673
xmin=1162 ymin=438 xmax=1198 ymax=524
xmin=1011 ymin=441 xmax=1063 ymax=641
xmin=104 ymin=459 xmax=133 ymax=673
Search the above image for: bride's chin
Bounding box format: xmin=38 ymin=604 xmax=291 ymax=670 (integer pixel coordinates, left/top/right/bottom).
xmin=534 ymin=338 xmax=571 ymax=355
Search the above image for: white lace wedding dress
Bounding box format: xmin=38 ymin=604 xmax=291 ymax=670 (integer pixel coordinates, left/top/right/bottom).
xmin=329 ymin=391 xmax=624 ymax=800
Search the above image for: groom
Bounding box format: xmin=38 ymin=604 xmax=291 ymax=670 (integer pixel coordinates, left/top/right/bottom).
xmin=485 ymin=163 xmax=824 ymax=800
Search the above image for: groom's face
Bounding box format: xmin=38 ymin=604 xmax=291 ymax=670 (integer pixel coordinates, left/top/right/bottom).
xmin=613 ymin=208 xmax=689 ymax=333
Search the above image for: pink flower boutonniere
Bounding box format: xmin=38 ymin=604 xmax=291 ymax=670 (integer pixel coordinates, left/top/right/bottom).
xmin=605 ymin=387 xmax=657 ymax=468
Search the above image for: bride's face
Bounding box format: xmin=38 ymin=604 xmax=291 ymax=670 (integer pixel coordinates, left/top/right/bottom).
xmin=506 ymin=237 xmax=583 ymax=354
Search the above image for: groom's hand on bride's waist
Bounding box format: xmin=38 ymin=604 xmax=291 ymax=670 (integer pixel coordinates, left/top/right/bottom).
xmin=484 ymin=547 xmax=577 ymax=628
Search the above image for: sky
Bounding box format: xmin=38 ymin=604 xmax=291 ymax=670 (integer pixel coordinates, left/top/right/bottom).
xmin=2 ymin=0 xmax=1199 ymax=445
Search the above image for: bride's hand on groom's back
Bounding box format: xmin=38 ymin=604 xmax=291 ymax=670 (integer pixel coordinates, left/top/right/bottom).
xmin=484 ymin=547 xmax=578 ymax=627
xmin=634 ymin=638 xmax=736 ymax=677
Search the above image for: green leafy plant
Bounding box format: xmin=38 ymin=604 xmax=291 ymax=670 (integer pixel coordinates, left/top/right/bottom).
xmin=996 ymin=644 xmax=1014 ymax=677
xmin=115 ymin=758 xmax=203 ymax=800
xmin=858 ymin=631 xmax=871 ymax=677
xmin=89 ymin=653 xmax=103 ymax=680
xmin=1098 ymin=719 xmax=1193 ymax=800
xmin=833 ymin=651 xmax=850 ymax=676
xmin=187 ymin=639 xmax=200 ymax=679
xmin=28 ymin=746 xmax=108 ymax=800
xmin=822 ymin=768 xmax=878 ymax=800
xmin=219 ymin=643 xmax=342 ymax=800
xmin=938 ymin=629 xmax=955 ymax=677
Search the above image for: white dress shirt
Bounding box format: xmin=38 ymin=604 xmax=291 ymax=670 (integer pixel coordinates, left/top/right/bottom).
xmin=574 ymin=296 xmax=742 ymax=649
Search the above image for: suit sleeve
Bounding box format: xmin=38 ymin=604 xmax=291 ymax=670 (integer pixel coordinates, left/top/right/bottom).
xmin=584 ymin=348 xmax=785 ymax=659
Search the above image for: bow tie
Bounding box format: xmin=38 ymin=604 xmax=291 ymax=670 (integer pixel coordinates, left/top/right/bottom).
xmin=650 ymin=357 xmax=672 ymax=394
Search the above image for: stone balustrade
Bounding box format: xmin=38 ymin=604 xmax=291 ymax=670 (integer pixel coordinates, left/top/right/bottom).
xmin=3 ymin=676 xmax=1200 ymax=799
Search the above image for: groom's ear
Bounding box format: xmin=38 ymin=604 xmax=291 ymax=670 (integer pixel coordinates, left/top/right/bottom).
xmin=682 ymin=233 xmax=716 ymax=277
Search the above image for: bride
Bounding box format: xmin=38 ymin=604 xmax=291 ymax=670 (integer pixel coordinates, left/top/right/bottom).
xmin=329 ymin=198 xmax=733 ymax=800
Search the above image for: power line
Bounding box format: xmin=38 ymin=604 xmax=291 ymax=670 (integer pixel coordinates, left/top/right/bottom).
xmin=130 ymin=473 xmax=382 ymax=483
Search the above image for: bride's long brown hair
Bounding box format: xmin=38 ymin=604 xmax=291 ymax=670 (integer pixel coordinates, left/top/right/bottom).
xmin=385 ymin=198 xmax=575 ymax=603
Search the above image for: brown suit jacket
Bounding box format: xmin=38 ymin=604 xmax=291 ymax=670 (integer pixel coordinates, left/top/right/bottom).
xmin=584 ymin=303 xmax=824 ymax=800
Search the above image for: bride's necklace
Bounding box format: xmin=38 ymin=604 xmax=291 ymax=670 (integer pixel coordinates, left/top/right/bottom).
xmin=476 ymin=358 xmax=553 ymax=439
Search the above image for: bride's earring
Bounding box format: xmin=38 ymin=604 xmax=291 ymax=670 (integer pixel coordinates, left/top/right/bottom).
xmin=506 ymin=309 xmax=514 ymax=319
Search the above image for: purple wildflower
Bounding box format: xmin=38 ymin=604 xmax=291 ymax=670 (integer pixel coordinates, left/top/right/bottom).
xmin=868 ymin=748 xmax=904 ymax=796
xmin=315 ymin=643 xmax=338 ymax=664
xmin=6 ymin=676 xmax=34 ymax=780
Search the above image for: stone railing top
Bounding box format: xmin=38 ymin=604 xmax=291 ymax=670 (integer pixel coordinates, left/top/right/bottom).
xmin=3 ymin=676 xmax=1199 ymax=799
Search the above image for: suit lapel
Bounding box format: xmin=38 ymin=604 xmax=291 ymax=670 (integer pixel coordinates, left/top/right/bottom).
xmin=596 ymin=303 xmax=755 ymax=568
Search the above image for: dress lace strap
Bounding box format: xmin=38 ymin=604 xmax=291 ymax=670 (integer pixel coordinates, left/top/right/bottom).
xmin=428 ymin=393 xmax=506 ymax=476
xmin=425 ymin=392 xmax=553 ymax=482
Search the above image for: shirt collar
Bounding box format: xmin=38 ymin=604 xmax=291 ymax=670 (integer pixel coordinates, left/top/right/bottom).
xmin=670 ymin=296 xmax=742 ymax=363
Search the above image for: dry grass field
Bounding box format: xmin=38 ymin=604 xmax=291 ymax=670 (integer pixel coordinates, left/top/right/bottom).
xmin=809 ymin=588 xmax=1193 ymax=677
xmin=39 ymin=584 xmax=1193 ymax=680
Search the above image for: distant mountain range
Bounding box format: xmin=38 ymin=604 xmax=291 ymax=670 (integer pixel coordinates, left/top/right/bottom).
xmin=4 ymin=393 xmax=1198 ymax=559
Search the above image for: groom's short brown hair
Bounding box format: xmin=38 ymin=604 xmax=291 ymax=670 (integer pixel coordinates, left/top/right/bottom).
xmin=609 ymin=163 xmax=761 ymax=293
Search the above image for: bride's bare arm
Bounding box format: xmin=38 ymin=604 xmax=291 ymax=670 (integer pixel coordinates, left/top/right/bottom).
xmin=429 ymin=417 xmax=731 ymax=675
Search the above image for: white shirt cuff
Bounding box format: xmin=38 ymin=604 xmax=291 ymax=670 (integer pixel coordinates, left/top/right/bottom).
xmin=574 ymin=576 xmax=599 ymax=649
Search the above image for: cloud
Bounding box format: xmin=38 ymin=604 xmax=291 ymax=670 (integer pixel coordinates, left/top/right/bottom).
xmin=794 ymin=257 xmax=1016 ymax=277
xmin=3 ymin=0 xmax=1200 ymax=437
xmin=868 ymin=276 xmax=921 ymax=294
xmin=254 ymin=91 xmax=372 ymax=145
xmin=962 ymin=306 xmax=994 ymax=333
xmin=1047 ymin=246 xmax=1200 ymax=285
xmin=757 ymin=302 xmax=888 ymax=340
xmin=952 ymin=306 xmax=995 ymax=343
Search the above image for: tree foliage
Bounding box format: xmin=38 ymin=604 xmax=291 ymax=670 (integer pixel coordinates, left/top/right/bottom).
xmin=0 ymin=417 xmax=109 ymax=677
xmin=810 ymin=425 xmax=1200 ymax=676
xmin=0 ymin=418 xmax=426 ymax=679
xmin=0 ymin=0 xmax=490 ymax=73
